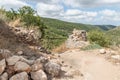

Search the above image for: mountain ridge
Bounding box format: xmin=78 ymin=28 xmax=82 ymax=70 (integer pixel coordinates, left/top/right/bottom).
xmin=41 ymin=17 xmax=116 ymax=31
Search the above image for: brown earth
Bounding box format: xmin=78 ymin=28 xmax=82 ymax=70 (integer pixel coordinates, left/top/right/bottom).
xmin=57 ymin=49 xmax=120 ymax=80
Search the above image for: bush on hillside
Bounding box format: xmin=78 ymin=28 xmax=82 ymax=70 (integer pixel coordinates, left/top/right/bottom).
xmin=81 ymin=43 xmax=102 ymax=50
xmin=88 ymin=30 xmax=111 ymax=47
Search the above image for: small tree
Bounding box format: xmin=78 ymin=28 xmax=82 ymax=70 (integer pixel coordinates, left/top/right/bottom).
xmin=6 ymin=8 xmax=18 ymax=20
xmin=18 ymin=6 xmax=36 ymax=16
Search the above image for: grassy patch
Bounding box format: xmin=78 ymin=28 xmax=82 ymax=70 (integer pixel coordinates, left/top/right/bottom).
xmin=81 ymin=43 xmax=102 ymax=50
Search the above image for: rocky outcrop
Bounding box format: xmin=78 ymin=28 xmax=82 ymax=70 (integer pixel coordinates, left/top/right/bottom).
xmin=0 ymin=22 xmax=71 ymax=80
xmin=0 ymin=50 xmax=62 ymax=80
xmin=9 ymin=26 xmax=41 ymax=45
xmin=66 ymin=29 xmax=89 ymax=49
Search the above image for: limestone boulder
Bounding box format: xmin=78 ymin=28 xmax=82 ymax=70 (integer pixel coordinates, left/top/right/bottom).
xmin=99 ymin=49 xmax=106 ymax=54
xmin=14 ymin=61 xmax=31 ymax=73
xmin=31 ymin=70 xmax=47 ymax=80
xmin=44 ymin=61 xmax=61 ymax=77
xmin=10 ymin=72 xmax=28 ymax=80
xmin=6 ymin=56 xmax=20 ymax=66
xmin=31 ymin=63 xmax=43 ymax=72
xmin=0 ymin=59 xmax=6 ymax=75
xmin=34 ymin=56 xmax=48 ymax=64
xmin=0 ymin=72 xmax=8 ymax=80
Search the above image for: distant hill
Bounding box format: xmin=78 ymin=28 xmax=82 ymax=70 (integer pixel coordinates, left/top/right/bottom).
xmin=42 ymin=18 xmax=116 ymax=32
xmin=107 ymin=27 xmax=120 ymax=36
xmin=41 ymin=17 xmax=117 ymax=49
xmin=106 ymin=27 xmax=120 ymax=45
xmin=41 ymin=17 xmax=101 ymax=36
xmin=95 ymin=25 xmax=116 ymax=31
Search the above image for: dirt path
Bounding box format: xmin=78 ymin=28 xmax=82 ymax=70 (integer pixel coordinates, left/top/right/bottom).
xmin=59 ymin=49 xmax=120 ymax=80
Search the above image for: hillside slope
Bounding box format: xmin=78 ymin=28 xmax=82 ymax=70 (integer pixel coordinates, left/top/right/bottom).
xmin=106 ymin=27 xmax=120 ymax=45
xmin=95 ymin=25 xmax=116 ymax=31
xmin=42 ymin=18 xmax=100 ymax=36
xmin=107 ymin=27 xmax=120 ymax=36
xmin=41 ymin=17 xmax=117 ymax=49
xmin=42 ymin=18 xmax=116 ymax=33
xmin=41 ymin=18 xmax=101 ymax=49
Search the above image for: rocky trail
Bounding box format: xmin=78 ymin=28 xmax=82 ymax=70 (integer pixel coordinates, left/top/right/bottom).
xmin=58 ymin=49 xmax=120 ymax=80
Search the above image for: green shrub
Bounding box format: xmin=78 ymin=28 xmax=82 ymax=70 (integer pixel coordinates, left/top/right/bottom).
xmin=88 ymin=30 xmax=111 ymax=47
xmin=81 ymin=43 xmax=102 ymax=50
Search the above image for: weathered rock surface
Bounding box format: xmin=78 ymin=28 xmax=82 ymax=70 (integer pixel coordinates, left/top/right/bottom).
xmin=111 ymin=55 xmax=120 ymax=60
xmin=0 ymin=22 xmax=64 ymax=80
xmin=10 ymin=72 xmax=28 ymax=80
xmin=14 ymin=61 xmax=31 ymax=73
xmin=17 ymin=51 xmax=23 ymax=55
xmin=45 ymin=61 xmax=61 ymax=77
xmin=6 ymin=56 xmax=20 ymax=66
xmin=0 ymin=49 xmax=12 ymax=60
xmin=34 ymin=56 xmax=48 ymax=64
xmin=31 ymin=70 xmax=47 ymax=80
xmin=31 ymin=63 xmax=43 ymax=71
xmin=99 ymin=49 xmax=106 ymax=54
xmin=66 ymin=29 xmax=89 ymax=49
xmin=0 ymin=72 xmax=8 ymax=80
xmin=10 ymin=26 xmax=41 ymax=44
xmin=19 ymin=56 xmax=34 ymax=65
xmin=0 ymin=59 xmax=6 ymax=75
xmin=6 ymin=65 xmax=15 ymax=77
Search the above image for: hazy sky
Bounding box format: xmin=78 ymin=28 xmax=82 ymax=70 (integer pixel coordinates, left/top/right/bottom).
xmin=1 ymin=0 xmax=120 ymax=25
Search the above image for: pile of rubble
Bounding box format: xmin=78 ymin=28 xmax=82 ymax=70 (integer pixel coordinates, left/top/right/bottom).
xmin=0 ymin=49 xmax=62 ymax=80
xmin=9 ymin=26 xmax=41 ymax=45
xmin=66 ymin=29 xmax=89 ymax=49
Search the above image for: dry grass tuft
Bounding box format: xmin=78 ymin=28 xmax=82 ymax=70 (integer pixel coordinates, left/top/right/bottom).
xmin=0 ymin=11 xmax=7 ymax=22
xmin=52 ymin=43 xmax=68 ymax=53
xmin=8 ymin=18 xmax=22 ymax=27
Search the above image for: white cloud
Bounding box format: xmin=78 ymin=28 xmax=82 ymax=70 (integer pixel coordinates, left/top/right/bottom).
xmin=99 ymin=9 xmax=120 ymax=21
xmin=63 ymin=9 xmax=97 ymax=21
xmin=0 ymin=0 xmax=29 ymax=10
xmin=1 ymin=0 xmax=120 ymax=25
xmin=36 ymin=2 xmax=64 ymax=18
xmin=27 ymin=0 xmax=60 ymax=4
xmin=103 ymin=0 xmax=120 ymax=3
xmin=62 ymin=0 xmax=120 ymax=8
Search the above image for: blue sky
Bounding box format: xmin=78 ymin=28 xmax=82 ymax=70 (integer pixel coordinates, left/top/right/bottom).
xmin=1 ymin=0 xmax=120 ymax=25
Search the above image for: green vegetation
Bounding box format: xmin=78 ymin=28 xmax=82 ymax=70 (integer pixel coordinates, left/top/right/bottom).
xmin=41 ymin=18 xmax=117 ymax=49
xmin=41 ymin=18 xmax=101 ymax=49
xmin=41 ymin=17 xmax=101 ymax=34
xmin=88 ymin=30 xmax=111 ymax=47
xmin=0 ymin=6 xmax=46 ymax=44
xmin=81 ymin=43 xmax=102 ymax=50
xmin=0 ymin=6 xmax=119 ymax=50
xmin=106 ymin=27 xmax=120 ymax=46
xmin=95 ymin=25 xmax=116 ymax=31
